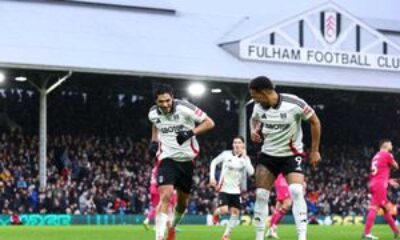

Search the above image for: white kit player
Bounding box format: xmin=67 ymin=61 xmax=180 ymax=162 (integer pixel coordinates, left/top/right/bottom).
xmin=209 ymin=136 xmax=255 ymax=240
xmin=248 ymin=76 xmax=321 ymax=240
xmin=148 ymin=84 xmax=215 ymax=240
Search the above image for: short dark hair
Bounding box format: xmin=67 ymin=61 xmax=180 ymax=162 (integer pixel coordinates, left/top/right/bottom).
xmin=248 ymin=76 xmax=274 ymax=91
xmin=233 ymin=136 xmax=245 ymax=143
xmin=153 ymin=84 xmax=174 ymax=99
xmin=379 ymin=139 xmax=391 ymax=148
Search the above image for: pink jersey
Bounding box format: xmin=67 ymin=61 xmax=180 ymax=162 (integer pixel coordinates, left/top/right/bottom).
xmin=369 ymin=151 xmax=396 ymax=187
xmin=275 ymin=174 xmax=290 ymax=201
xmin=275 ymin=174 xmax=289 ymax=188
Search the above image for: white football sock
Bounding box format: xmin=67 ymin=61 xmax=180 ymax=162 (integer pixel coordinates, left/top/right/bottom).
xmin=253 ymin=188 xmax=270 ymax=240
xmin=289 ymin=184 xmax=307 ymax=240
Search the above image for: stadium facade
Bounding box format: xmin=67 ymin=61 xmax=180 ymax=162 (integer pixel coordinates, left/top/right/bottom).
xmin=0 ymin=0 xmax=399 ymax=91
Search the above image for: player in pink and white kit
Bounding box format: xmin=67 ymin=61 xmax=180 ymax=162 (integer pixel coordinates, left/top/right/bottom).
xmin=143 ymin=165 xmax=178 ymax=230
xmin=362 ymin=139 xmax=400 ymax=240
xmin=266 ymin=174 xmax=292 ymax=239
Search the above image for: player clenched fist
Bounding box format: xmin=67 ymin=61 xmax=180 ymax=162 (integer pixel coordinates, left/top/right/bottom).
xmin=176 ymin=130 xmax=194 ymax=145
xmin=250 ymin=127 xmax=263 ymax=144
xmin=309 ymin=151 xmax=321 ymax=169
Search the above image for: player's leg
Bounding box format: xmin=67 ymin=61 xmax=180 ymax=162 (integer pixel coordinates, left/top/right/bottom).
xmin=270 ymin=185 xmax=292 ymax=230
xmin=254 ymin=164 xmax=276 ymax=240
xmin=155 ymin=159 xmax=177 ymax=240
xmin=167 ymin=200 xmax=176 ymax=229
xmin=382 ymin=202 xmax=400 ymax=235
xmin=166 ymin=189 xmax=189 ymax=240
xmin=213 ymin=205 xmax=229 ymax=225
xmin=166 ymin=161 xmax=194 ymax=240
xmin=222 ymin=206 xmax=240 ymax=240
xmin=274 ymin=198 xmax=292 ymax=227
xmin=213 ymin=193 xmax=230 ymax=225
xmin=286 ymin=173 xmax=307 ymax=240
xmin=267 ymin=201 xmax=282 ymax=239
xmin=146 ymin=206 xmax=157 ymax=222
xmin=268 ymin=198 xmax=292 ymax=239
xmin=156 ymin=184 xmax=175 ymax=240
xmin=267 ymin=201 xmax=281 ymax=238
xmin=363 ymin=204 xmax=379 ymax=240
xmin=171 ymin=190 xmax=189 ymax=228
xmin=269 ymin=202 xmax=281 ymax=228
xmin=144 ymin=190 xmax=160 ymax=230
xmin=285 ymin=155 xmax=307 ymax=240
xmin=363 ymin=185 xmax=386 ymax=239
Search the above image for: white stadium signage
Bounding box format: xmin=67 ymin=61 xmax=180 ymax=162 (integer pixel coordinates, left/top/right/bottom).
xmin=234 ymin=3 xmax=400 ymax=72
xmin=240 ymin=43 xmax=400 ymax=71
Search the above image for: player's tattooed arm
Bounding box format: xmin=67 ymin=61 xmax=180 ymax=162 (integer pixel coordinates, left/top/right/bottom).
xmin=250 ymin=118 xmax=262 ymax=143
xmin=308 ymin=113 xmax=321 ymax=168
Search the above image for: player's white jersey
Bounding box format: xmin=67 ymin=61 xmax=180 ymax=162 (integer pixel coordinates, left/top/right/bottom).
xmin=210 ymin=150 xmax=254 ymax=194
xmin=251 ymin=93 xmax=314 ymax=157
xmin=148 ymin=99 xmax=207 ymax=162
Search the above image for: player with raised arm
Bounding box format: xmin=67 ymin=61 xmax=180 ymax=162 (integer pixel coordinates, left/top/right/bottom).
xmin=248 ymin=76 xmax=321 ymax=240
xmin=148 ymin=84 xmax=215 ymax=240
xmin=209 ymin=136 xmax=255 ymax=240
xmin=362 ymin=139 xmax=400 ymax=240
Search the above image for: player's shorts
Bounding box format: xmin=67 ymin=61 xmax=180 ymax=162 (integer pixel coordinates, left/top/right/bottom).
xmin=369 ymin=184 xmax=388 ymax=207
xmin=157 ymin=158 xmax=194 ymax=194
xmin=276 ymin=185 xmax=291 ymax=201
xmin=257 ymin=153 xmax=305 ymax=177
xmin=218 ymin=192 xmax=241 ymax=209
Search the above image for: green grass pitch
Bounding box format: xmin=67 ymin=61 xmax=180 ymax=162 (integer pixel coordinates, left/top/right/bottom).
xmin=0 ymin=225 xmax=396 ymax=240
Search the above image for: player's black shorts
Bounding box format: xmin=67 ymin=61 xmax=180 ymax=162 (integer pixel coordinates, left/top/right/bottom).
xmin=157 ymin=158 xmax=194 ymax=194
xmin=257 ymin=153 xmax=305 ymax=177
xmin=218 ymin=192 xmax=241 ymax=209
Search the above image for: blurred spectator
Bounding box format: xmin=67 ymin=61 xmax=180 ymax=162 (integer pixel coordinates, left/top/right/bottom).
xmin=10 ymin=211 xmax=22 ymax=225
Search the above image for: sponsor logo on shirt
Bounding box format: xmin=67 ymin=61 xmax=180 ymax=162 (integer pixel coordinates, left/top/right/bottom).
xmin=160 ymin=125 xmax=186 ymax=134
xmin=264 ymin=123 xmax=290 ymax=130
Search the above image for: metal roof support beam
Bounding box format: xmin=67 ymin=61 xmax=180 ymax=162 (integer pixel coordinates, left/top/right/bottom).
xmin=32 ymin=71 xmax=73 ymax=188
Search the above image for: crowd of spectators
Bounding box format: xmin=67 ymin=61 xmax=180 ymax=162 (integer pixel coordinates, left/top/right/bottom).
xmin=1 ymin=84 xmax=400 ymax=217
xmin=2 ymin=130 xmax=399 ymax=217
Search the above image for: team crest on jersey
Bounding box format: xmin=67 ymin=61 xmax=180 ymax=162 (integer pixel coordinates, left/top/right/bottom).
xmin=261 ymin=113 xmax=267 ymax=119
xmin=280 ymin=113 xmax=287 ymax=119
xmin=155 ymin=118 xmax=161 ymax=124
xmin=173 ymin=114 xmax=180 ymax=120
